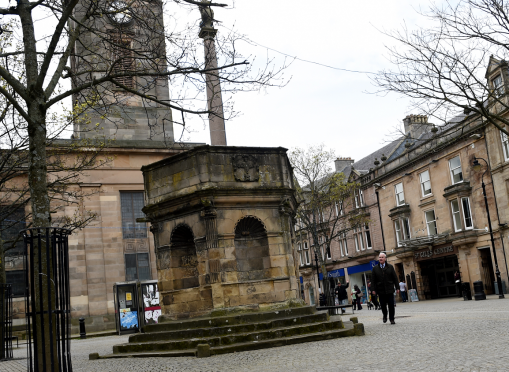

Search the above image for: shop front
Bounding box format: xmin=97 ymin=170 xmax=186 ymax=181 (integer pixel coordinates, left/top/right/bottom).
xmin=346 ymin=260 xmax=378 ymax=304
xmin=415 ymin=244 xmax=460 ymax=299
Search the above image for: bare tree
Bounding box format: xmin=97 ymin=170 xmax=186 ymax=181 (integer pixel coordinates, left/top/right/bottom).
xmin=373 ymin=0 xmax=509 ymax=136
xmin=289 ymin=145 xmax=368 ymax=306
xmin=0 ymin=0 xmax=286 ymax=367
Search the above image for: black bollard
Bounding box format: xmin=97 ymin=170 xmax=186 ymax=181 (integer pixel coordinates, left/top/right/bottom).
xmin=79 ymin=318 xmax=86 ymax=339
xmin=462 ymin=283 xmax=472 ymax=301
xmin=473 ymin=280 xmax=486 ymax=301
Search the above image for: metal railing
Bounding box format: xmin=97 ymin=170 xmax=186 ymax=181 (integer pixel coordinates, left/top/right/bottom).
xmin=0 ymin=284 xmax=13 ymax=360
xmin=22 ymin=227 xmax=72 ymax=372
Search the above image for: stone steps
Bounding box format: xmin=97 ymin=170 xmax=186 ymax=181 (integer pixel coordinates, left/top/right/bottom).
xmin=143 ymin=306 xmax=316 ymax=333
xmin=93 ymin=307 xmax=365 ymax=359
xmin=114 ymin=320 xmax=343 ymax=353
xmin=130 ymin=312 xmax=329 ymax=343
xmin=97 ymin=323 xmax=362 ymax=359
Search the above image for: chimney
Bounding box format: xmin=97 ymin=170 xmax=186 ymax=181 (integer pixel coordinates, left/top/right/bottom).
xmin=403 ymin=114 xmax=428 ymax=139
xmin=335 ymin=157 xmax=355 ymax=172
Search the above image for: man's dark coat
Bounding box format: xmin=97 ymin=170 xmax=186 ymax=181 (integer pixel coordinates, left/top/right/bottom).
xmin=335 ymin=283 xmax=349 ymax=301
xmin=371 ymin=263 xmax=399 ymax=294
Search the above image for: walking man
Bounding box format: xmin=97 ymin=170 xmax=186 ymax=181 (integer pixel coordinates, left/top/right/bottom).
xmin=371 ymin=252 xmax=399 ymax=324
xmin=334 ymin=281 xmax=349 ymax=313
xmin=399 ymin=279 xmax=408 ymax=302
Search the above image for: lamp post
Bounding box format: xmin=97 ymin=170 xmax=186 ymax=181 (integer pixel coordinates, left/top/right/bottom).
xmin=473 ymin=157 xmax=505 ymax=298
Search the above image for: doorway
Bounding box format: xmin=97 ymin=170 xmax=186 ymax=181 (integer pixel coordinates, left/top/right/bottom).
xmin=479 ymin=248 xmax=495 ymax=294
xmin=419 ymin=255 xmax=459 ymax=299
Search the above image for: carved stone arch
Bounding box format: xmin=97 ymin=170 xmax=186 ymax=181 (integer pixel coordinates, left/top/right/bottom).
xmin=234 ymin=215 xmax=270 ymax=282
xmin=233 ymin=215 xmax=267 ymax=238
xmin=170 ymin=223 xmax=195 ymax=247
xmin=169 ymin=223 xmax=199 ymax=289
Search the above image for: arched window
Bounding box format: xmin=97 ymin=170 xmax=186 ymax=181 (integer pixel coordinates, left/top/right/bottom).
xmin=234 ymin=216 xmax=269 ymax=281
xmin=170 ymin=224 xmax=199 ymax=289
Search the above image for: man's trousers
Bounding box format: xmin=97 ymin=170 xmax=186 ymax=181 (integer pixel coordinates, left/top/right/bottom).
xmin=378 ymin=292 xmax=395 ymax=321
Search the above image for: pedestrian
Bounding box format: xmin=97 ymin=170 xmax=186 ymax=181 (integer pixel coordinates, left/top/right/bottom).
xmin=368 ymin=281 xmax=380 ymax=310
xmin=353 ymin=284 xmax=363 ymax=310
xmin=334 ymin=281 xmax=350 ymax=313
xmin=351 ymin=287 xmax=357 ymax=310
xmin=399 ymin=279 xmax=408 ymax=302
xmin=371 ymin=252 xmax=400 ymax=324
xmin=454 ymin=271 xmax=462 ymax=298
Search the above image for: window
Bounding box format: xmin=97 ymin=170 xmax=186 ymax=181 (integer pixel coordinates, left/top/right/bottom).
xmin=309 ymin=286 xmax=315 ymax=306
xmin=125 ymin=253 xmax=151 ymax=281
xmin=339 ymin=232 xmax=348 ymax=257
xmin=297 ymin=243 xmax=303 ymax=266
xmin=121 ymin=192 xmax=147 ymax=239
xmin=355 ymin=189 xmax=364 ymax=208
xmin=425 ymin=210 xmax=438 ymax=236
xmin=335 ymin=202 xmax=343 ymax=216
xmin=364 ymin=223 xmax=372 ymax=249
xmin=451 ymin=199 xmax=462 ymax=232
xmin=6 ymin=270 xmax=26 ymax=297
xmin=395 ymin=183 xmax=405 ymax=206
xmin=493 ymin=74 xmax=504 ymax=96
xmin=1 ymin=206 xmax=26 ymax=256
xmin=419 ymin=170 xmax=432 ymax=197
xmin=353 ymin=226 xmax=365 ymax=251
xmin=111 ymin=36 xmax=134 ymax=89
xmin=449 ymin=156 xmax=463 ymax=184
xmin=501 ymin=130 xmax=509 ymax=161
xmin=394 ymin=217 xmax=411 ymax=247
xmin=303 ymin=241 xmax=310 ymax=265
xmin=461 ymin=197 xmax=473 ymax=229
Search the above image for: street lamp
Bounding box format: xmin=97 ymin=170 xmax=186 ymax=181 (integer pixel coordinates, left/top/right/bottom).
xmin=314 ymin=253 xmax=321 ymax=289
xmin=472 ymin=156 xmax=505 ymax=298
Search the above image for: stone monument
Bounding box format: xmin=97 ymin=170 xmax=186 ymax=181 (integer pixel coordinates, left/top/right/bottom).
xmin=141 ymin=145 xmax=301 ymax=319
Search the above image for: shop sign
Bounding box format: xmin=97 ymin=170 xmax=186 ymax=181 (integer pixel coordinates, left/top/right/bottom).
xmin=414 ymin=245 xmax=456 ymax=261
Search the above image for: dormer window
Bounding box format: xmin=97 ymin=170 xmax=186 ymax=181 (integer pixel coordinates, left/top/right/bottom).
xmin=493 ymin=74 xmax=504 ymax=97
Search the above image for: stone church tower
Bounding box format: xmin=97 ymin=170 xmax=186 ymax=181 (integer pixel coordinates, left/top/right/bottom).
xmin=71 ymin=0 xmax=174 ymax=144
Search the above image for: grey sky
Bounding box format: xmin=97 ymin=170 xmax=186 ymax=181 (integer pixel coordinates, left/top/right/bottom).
xmin=175 ymin=1 xmax=436 ymax=161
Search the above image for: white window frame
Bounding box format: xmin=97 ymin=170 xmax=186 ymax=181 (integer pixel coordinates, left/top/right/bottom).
xmin=461 ymin=197 xmax=474 ymax=230
xmin=449 ymin=156 xmax=463 ymax=184
xmin=297 ymin=243 xmax=303 ymax=266
xmin=425 ymin=210 xmax=438 ymax=236
xmin=493 ymin=74 xmax=504 ymax=96
xmin=394 ymin=217 xmax=411 ymax=247
xmin=364 ymin=223 xmax=372 ymax=249
xmin=339 ymin=232 xmax=348 ymax=257
xmin=395 ymin=183 xmax=405 ymax=206
xmin=419 ymin=170 xmax=432 ymax=197
xmin=501 ymin=130 xmax=509 ymax=161
xmin=451 ymin=199 xmax=462 ymax=232
xmin=353 ymin=226 xmax=365 ymax=251
xmin=303 ymin=241 xmax=310 ymax=265
xmin=394 ymin=219 xmax=403 ymax=246
xmin=355 ymin=189 xmax=364 ymax=208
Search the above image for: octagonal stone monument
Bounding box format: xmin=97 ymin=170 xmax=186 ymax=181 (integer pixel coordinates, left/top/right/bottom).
xmin=141 ymin=145 xmax=302 ymax=320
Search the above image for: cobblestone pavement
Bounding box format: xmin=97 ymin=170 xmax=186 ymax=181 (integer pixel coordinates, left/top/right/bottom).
xmin=2 ymin=295 xmax=509 ymax=372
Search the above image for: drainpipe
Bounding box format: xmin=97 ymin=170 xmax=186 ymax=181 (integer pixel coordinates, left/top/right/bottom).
xmin=375 ymin=190 xmax=387 ymax=252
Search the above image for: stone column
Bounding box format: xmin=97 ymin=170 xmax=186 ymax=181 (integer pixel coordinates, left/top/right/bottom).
xmin=199 ymin=26 xmax=227 ymax=146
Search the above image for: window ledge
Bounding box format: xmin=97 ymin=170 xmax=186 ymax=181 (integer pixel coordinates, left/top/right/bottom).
xmin=389 ymin=204 xmax=411 ymax=218
xmin=420 ymin=193 xmax=433 ymax=200
xmin=443 ymin=181 xmax=472 ymax=199
xmin=418 ymin=198 xmax=436 ymax=208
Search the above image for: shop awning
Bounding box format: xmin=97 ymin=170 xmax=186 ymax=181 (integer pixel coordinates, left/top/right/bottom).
xmin=347 ymin=260 xmax=378 ymax=275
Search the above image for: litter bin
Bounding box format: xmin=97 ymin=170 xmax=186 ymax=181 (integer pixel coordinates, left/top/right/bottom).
xmin=473 ymin=280 xmax=486 ymax=301
xmin=462 ymin=283 xmax=472 ymax=301
xmin=494 ymin=281 xmax=507 ymax=295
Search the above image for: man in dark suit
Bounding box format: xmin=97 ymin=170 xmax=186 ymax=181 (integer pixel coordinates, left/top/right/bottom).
xmin=371 ymin=252 xmax=399 ymax=324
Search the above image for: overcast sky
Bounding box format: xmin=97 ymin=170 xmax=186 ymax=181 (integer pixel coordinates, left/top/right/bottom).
xmin=171 ymin=1 xmax=438 ymax=162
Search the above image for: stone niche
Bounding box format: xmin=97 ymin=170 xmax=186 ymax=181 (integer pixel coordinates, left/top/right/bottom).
xmin=141 ymin=145 xmax=301 ymax=319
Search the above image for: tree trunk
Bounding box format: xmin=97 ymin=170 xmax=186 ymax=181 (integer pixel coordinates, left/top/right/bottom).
xmin=27 ymin=103 xmax=58 ymax=371
xmin=0 ymin=241 xmax=5 ymax=360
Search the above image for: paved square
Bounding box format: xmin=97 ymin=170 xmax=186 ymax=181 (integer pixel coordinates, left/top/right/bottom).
xmin=2 ymin=296 xmax=508 ymax=371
